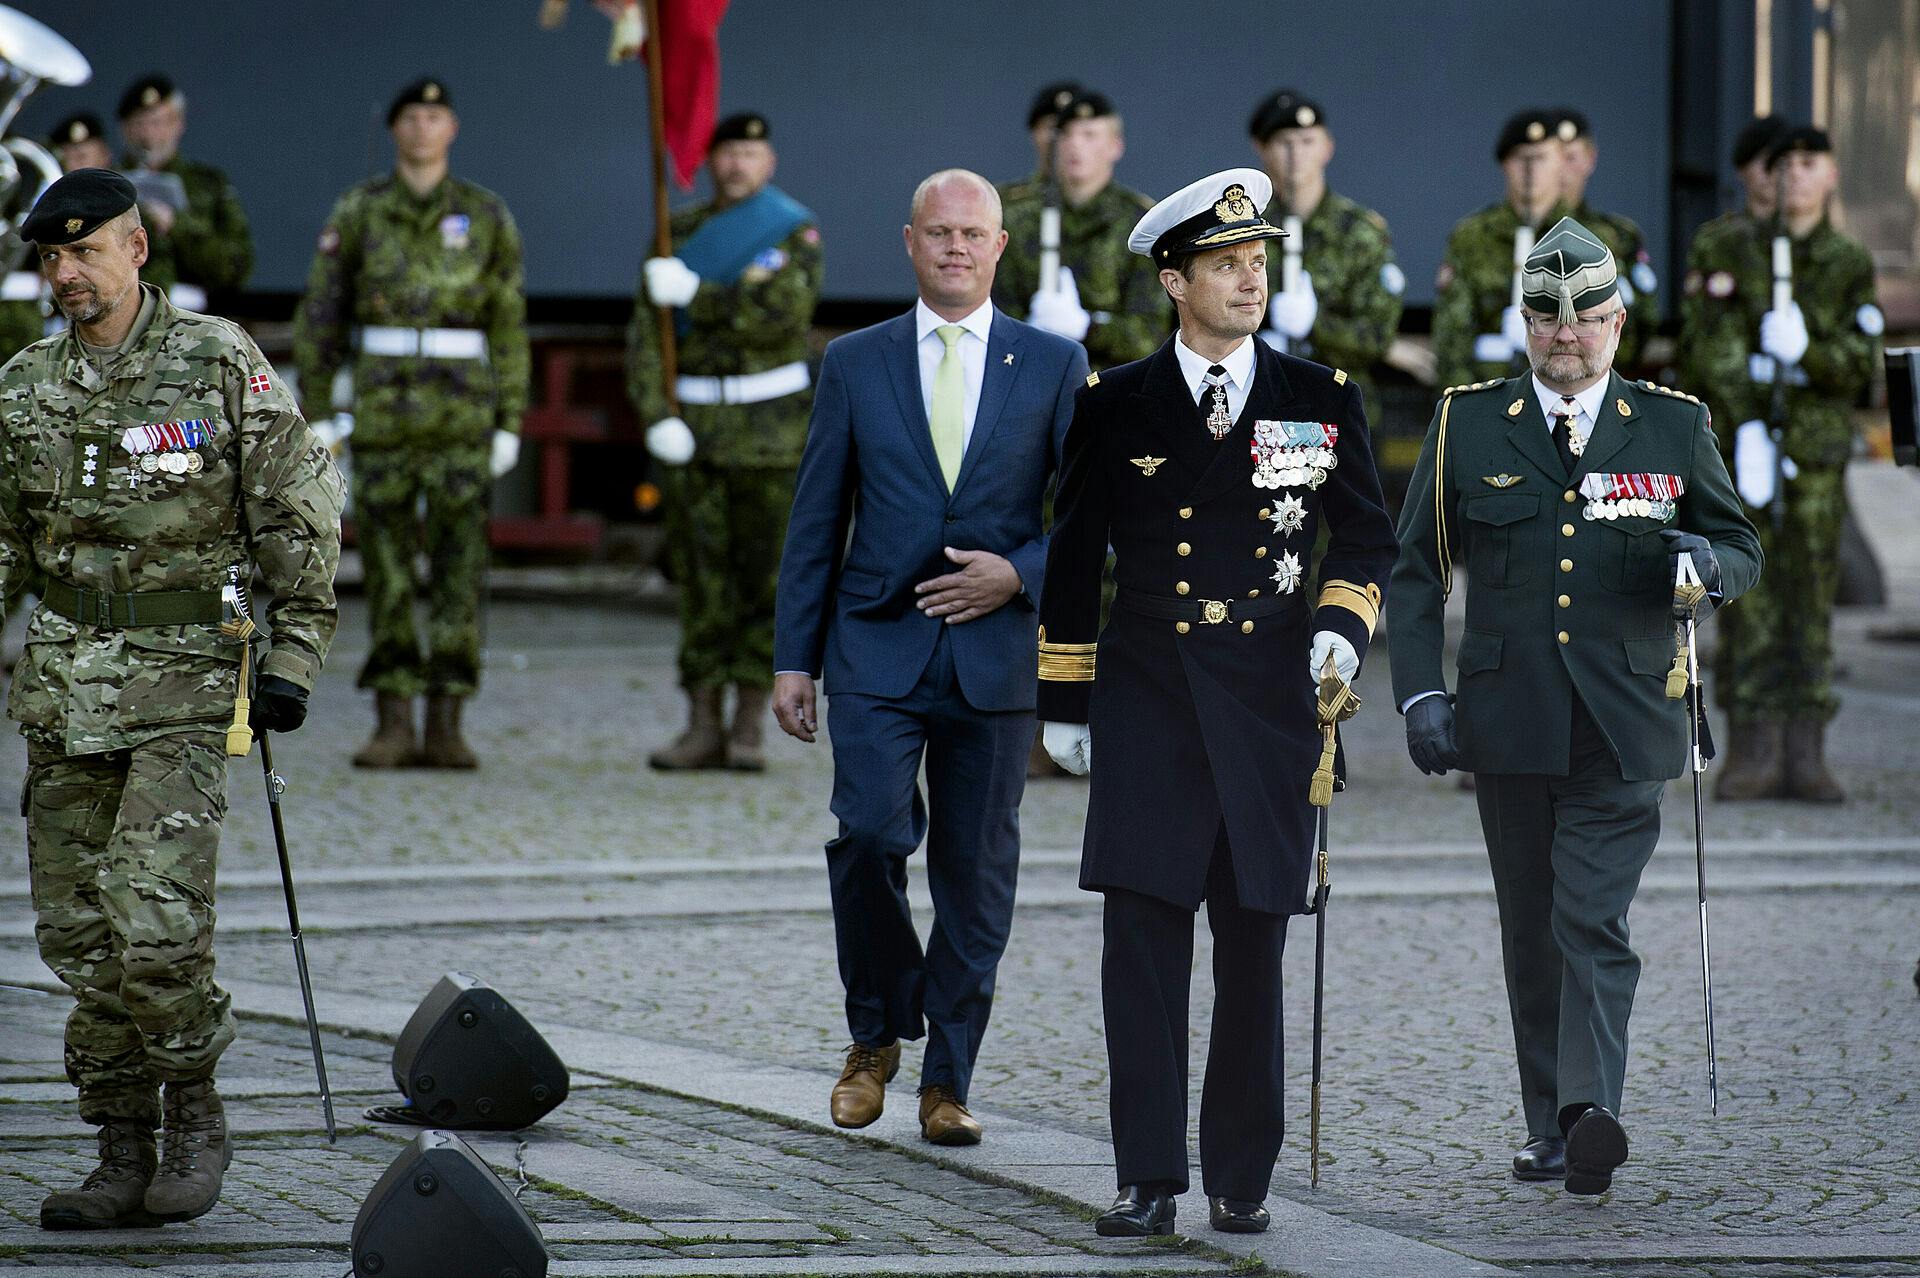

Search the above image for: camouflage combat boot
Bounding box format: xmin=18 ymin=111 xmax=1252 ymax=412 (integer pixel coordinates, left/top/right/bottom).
xmin=649 ymin=687 xmax=727 ymax=771
xmin=40 ymin=1119 xmax=157 ymax=1230
xmin=352 ymin=692 xmax=418 ymax=768
xmin=419 ymin=694 xmax=480 ymax=769
xmin=727 ymin=685 xmax=770 ymax=772
xmin=1784 ymin=719 xmax=1846 ymax=804
xmin=1713 ymin=719 xmax=1785 ymax=801
xmin=144 ymin=1079 xmax=231 ymax=1222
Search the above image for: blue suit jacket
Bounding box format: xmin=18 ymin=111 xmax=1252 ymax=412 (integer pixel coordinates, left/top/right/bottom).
xmin=774 ymin=307 xmax=1089 ymax=711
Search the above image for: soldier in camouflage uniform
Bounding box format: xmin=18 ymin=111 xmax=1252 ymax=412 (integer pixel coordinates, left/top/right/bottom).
xmin=0 ymin=114 xmax=109 ymax=363
xmin=1549 ymin=109 xmax=1659 ymax=373
xmin=294 ymin=77 xmax=529 ymax=770
xmin=0 ymin=170 xmax=343 ymax=1228
xmin=628 ymin=112 xmax=822 ymax=771
xmin=1679 ymin=126 xmax=1880 ymax=802
xmin=993 ymin=91 xmax=1166 ymax=370
xmin=1432 ymin=109 xmax=1573 ymax=395
xmin=996 ymin=81 xmax=1083 ymax=205
xmin=1676 ymin=115 xmax=1789 ymax=395
xmin=116 ymin=75 xmax=253 ymax=308
xmin=1246 ymin=89 xmax=1404 ymax=413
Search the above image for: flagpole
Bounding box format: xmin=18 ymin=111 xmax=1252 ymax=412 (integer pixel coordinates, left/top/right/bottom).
xmin=642 ymin=0 xmax=680 ymax=415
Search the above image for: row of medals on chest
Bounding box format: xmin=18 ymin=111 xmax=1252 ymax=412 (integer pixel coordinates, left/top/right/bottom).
xmin=78 ymin=442 xmax=203 ymax=488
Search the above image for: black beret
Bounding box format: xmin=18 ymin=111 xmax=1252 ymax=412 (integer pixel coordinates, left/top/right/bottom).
xmin=1059 ymin=90 xmax=1117 ymax=124
xmin=1025 ymin=81 xmax=1083 ymax=128
xmin=21 ymin=168 xmax=137 ymax=245
xmin=1248 ymin=89 xmax=1326 ymax=141
xmin=1495 ymin=108 xmax=1555 ymax=161
xmin=388 ymin=77 xmax=452 ymax=126
xmin=710 ymin=112 xmax=770 ymax=145
xmin=1765 ymin=124 xmax=1830 ymax=168
xmin=117 ymin=73 xmax=175 ymax=120
xmin=49 ymin=112 xmax=107 ymax=149
xmin=1731 ymin=114 xmax=1789 ymax=167
xmin=1549 ymin=107 xmax=1590 ymax=143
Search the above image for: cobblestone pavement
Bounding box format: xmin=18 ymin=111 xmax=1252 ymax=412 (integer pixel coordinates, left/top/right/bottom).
xmin=3 ymin=597 xmax=1919 ymax=1276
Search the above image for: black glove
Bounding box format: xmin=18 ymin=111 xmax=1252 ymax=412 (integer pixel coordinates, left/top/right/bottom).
xmin=1659 ymin=529 xmax=1721 ymax=598
xmin=249 ymin=675 xmax=309 ymax=734
xmin=1405 ymin=695 xmax=1461 ymax=776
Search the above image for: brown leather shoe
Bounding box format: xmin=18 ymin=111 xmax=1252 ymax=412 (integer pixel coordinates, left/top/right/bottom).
xmin=650 ymin=687 xmax=728 ymax=771
xmin=1784 ymin=718 xmax=1846 ymax=803
xmin=918 ymin=1084 xmax=982 ymax=1146
xmin=1714 ymin=719 xmax=1785 ymax=800
xmin=40 ymin=1119 xmax=157 ymax=1229
xmin=829 ymin=1041 xmax=900 ymax=1129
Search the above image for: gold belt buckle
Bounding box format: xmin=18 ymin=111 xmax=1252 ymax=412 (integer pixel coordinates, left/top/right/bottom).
xmin=1200 ymin=599 xmax=1230 ymax=625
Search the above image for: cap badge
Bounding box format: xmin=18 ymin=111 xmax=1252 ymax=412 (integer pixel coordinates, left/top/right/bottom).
xmin=423 ymin=82 xmax=442 ymax=101
xmin=1214 ymin=184 xmax=1254 ymax=222
xmin=1295 ymin=106 xmax=1315 ymax=127
xmin=67 ymin=122 xmax=86 ymax=142
xmin=141 ymin=86 xmax=160 ymax=107
xmin=1557 ymin=120 xmax=1579 ymax=141
xmin=745 ymin=118 xmax=764 ymax=138
xmin=1525 ymin=120 xmax=1545 ymax=142
xmin=64 ymin=217 xmax=81 ymax=235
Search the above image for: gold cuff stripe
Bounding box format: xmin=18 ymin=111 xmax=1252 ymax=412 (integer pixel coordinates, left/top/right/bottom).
xmin=1038 ymin=627 xmax=1097 ymax=683
xmin=1316 ymin=580 xmax=1382 ymax=635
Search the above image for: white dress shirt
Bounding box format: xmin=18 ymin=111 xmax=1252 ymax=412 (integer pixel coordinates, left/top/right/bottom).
xmin=916 ymin=297 xmax=994 ymax=452
xmin=1172 ymin=330 xmax=1256 ymax=425
xmin=1531 ymin=374 xmax=1609 ymax=454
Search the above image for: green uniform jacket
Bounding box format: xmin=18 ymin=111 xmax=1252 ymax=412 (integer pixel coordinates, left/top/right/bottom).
xmin=1263 ymin=188 xmax=1404 ymax=405
xmin=124 ymin=153 xmax=254 ymax=294
xmin=624 ymin=199 xmax=823 ymax=468
xmin=293 ymin=173 xmax=530 ymax=448
xmin=1432 ymin=199 xmax=1572 ymax=394
xmin=0 ymin=285 xmax=344 ymax=755
xmin=1571 ymin=200 xmax=1659 ymax=371
xmin=995 ymin=181 xmax=1168 ymax=370
xmin=1680 ymin=214 xmax=1879 ymax=468
xmin=1389 ymin=373 xmax=1761 ymax=781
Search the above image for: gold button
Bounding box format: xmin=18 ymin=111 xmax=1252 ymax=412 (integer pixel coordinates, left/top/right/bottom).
xmin=1557 ymin=630 xmax=1570 ymax=644
xmin=1561 ymin=523 xmax=1575 ymax=537
xmin=1560 ymin=558 xmax=1574 ymax=572
xmin=1241 ymin=620 xmax=1254 ymax=634
xmin=1176 ymin=621 xmax=1191 ymax=635
xmin=1179 ymin=507 xmax=1193 ymax=519
xmin=1177 ymin=542 xmax=1191 ymax=556
xmin=1557 ymin=594 xmax=1570 ymax=608
xmin=1176 ymin=581 xmax=1190 ymax=595
xmin=1255 ymin=546 xmax=1268 ymax=558
xmin=1257 ymin=507 xmax=1270 ymax=520
xmin=1247 ymin=588 xmax=1260 ymax=598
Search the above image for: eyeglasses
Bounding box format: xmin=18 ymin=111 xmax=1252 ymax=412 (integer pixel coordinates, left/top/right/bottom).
xmin=1523 ymin=309 xmax=1623 ymax=337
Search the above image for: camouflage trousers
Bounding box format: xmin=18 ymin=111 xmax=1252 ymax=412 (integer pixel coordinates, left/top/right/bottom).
xmin=353 ymin=442 xmax=490 ymax=697
xmin=25 ymin=728 xmax=236 ymax=1126
xmin=1713 ymin=463 xmax=1844 ymax=722
xmin=660 ymin=462 xmax=794 ymax=690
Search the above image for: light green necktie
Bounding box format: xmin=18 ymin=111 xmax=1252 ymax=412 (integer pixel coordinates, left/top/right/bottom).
xmin=929 ymin=324 xmax=966 ymax=490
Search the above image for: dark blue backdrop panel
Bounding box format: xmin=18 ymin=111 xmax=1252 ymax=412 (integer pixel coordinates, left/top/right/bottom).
xmin=12 ymin=0 xmax=1671 ymax=304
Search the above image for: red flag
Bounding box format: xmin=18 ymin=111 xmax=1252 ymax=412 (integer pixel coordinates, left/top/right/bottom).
xmin=644 ymin=0 xmax=729 ymax=189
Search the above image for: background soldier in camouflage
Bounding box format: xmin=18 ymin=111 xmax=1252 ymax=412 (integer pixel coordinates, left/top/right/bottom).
xmin=0 ymin=114 xmax=110 ymax=363
xmin=295 ymin=77 xmax=529 ymax=770
xmin=992 ymin=91 xmax=1165 ymax=370
xmin=1679 ymin=126 xmax=1880 ymax=802
xmin=1246 ymin=88 xmax=1404 ymax=411
xmin=1677 ymin=115 xmax=1789 ymax=394
xmin=997 ymin=81 xmax=1083 ymax=204
xmin=116 ymin=75 xmax=253 ymax=307
xmin=0 ymin=170 xmax=342 ymax=1228
xmin=1550 ymin=108 xmax=1659 ymax=373
xmin=628 ymin=112 xmax=822 ymax=771
xmin=1432 ymin=109 xmax=1570 ymax=394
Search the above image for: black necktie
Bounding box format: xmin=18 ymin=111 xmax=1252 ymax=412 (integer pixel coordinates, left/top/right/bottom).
xmin=1550 ymin=395 xmax=1579 ymax=474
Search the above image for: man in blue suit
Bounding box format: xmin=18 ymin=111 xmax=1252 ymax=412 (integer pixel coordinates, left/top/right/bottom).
xmin=772 ymin=169 xmax=1088 ymax=1146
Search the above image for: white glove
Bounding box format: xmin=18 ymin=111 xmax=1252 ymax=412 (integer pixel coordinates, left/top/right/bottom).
xmin=311 ymin=411 xmax=354 ymax=452
xmin=1760 ymin=302 xmax=1809 ymax=366
xmin=1732 ymin=419 xmax=1799 ymax=509
xmin=646 ymin=415 xmax=696 ymax=465
xmin=1028 ymin=267 xmax=1092 ymax=341
xmin=1500 ymin=304 xmax=1528 ymax=352
xmin=1042 ymin=721 xmax=1092 ymax=775
xmin=1473 ymin=332 xmax=1515 ymax=364
xmin=489 ymin=429 xmax=521 ymax=478
xmin=1267 ymin=271 xmax=1318 ymax=340
xmin=644 ymin=256 xmax=700 ymax=308
xmin=1309 ymin=630 xmax=1359 ymax=686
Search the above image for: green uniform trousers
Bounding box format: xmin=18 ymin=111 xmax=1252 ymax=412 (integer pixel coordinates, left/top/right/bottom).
xmin=1474 ymin=698 xmax=1665 ymax=1139
xmin=661 ymin=461 xmax=794 ymax=690
xmin=353 ymin=441 xmax=490 ymax=697
xmin=26 ymin=728 xmax=236 ymax=1126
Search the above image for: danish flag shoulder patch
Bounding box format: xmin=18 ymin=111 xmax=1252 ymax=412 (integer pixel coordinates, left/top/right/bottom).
xmin=247 ymin=372 xmax=272 ymax=395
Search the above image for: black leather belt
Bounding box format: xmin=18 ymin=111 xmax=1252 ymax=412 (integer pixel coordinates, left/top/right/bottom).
xmin=41 ymin=579 xmax=226 ymax=627
xmin=1115 ymin=587 xmax=1301 ymax=625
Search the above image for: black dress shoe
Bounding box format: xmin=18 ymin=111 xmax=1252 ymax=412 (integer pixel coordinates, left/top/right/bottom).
xmin=1565 ymin=1106 xmax=1629 ymax=1195
xmin=1096 ymin=1184 xmax=1177 ymax=1237
xmin=1207 ymin=1196 xmax=1270 ymax=1233
xmin=1511 ymin=1136 xmax=1567 ymax=1181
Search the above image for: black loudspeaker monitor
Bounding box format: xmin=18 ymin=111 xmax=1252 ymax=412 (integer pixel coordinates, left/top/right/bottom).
xmin=352 ymin=1129 xmax=548 ymax=1278
xmin=1888 ymin=348 xmax=1918 ymax=467
xmin=391 ymin=972 xmax=569 ymax=1129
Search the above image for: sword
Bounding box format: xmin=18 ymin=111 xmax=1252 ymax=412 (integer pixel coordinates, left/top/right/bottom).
xmin=1308 ymin=653 xmax=1361 ymax=1186
xmin=260 ymin=731 xmax=339 ymax=1144
xmin=1674 ymin=552 xmax=1719 ymax=1114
